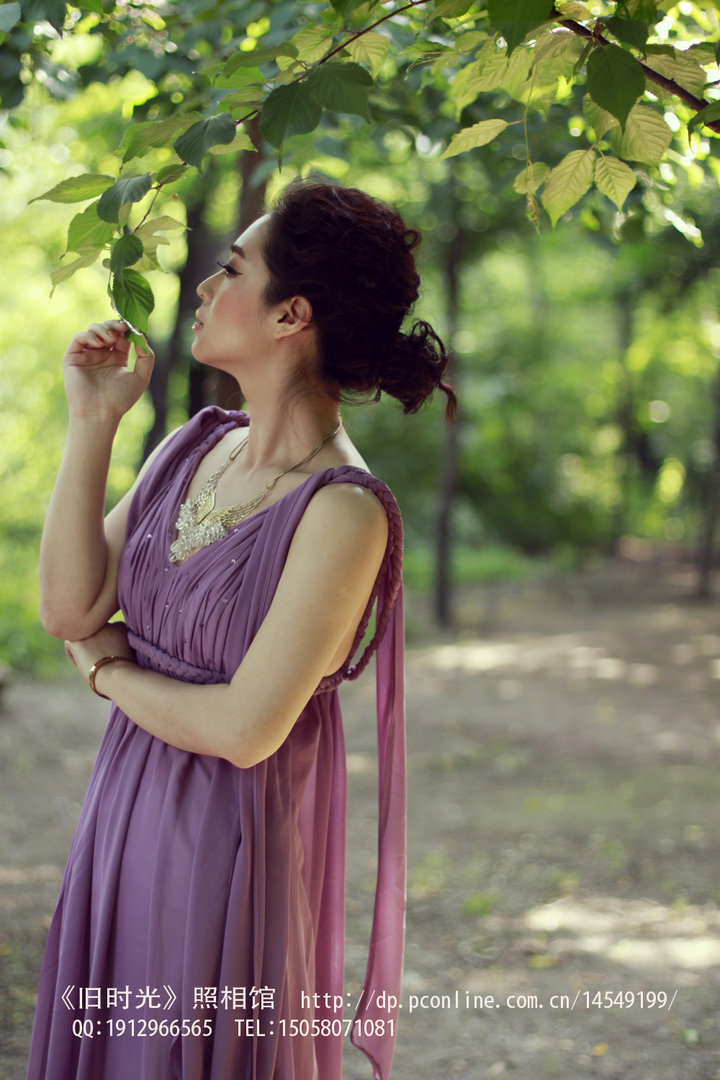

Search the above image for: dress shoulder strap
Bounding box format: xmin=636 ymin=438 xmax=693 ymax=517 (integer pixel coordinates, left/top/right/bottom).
xmin=310 ymin=468 xmax=403 ymax=694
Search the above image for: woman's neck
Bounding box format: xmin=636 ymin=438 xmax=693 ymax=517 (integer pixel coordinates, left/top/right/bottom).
xmin=238 ymin=385 xmax=341 ymax=475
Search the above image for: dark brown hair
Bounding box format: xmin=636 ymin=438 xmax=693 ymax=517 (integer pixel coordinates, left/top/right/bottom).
xmin=261 ymin=180 xmax=456 ymax=419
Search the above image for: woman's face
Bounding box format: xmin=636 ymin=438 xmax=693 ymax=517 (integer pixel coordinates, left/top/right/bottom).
xmin=191 ymin=215 xmax=275 ymax=372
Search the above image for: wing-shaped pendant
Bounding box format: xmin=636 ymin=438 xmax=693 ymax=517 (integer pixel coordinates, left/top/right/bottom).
xmin=195 ymin=488 xmax=216 ymax=525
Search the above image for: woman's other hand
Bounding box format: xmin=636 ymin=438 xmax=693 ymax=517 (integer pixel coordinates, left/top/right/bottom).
xmin=63 ymin=320 xmax=154 ymax=421
xmin=64 ymin=621 xmax=134 ymax=685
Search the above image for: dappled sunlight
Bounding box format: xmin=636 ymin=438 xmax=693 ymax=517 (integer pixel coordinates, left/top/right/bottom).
xmin=0 ymin=865 xmax=60 ymax=887
xmin=525 ymin=895 xmax=720 ymax=970
xmin=413 ymin=628 xmax=717 ymax=690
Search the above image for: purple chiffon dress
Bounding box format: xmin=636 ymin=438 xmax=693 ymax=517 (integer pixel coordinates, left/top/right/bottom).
xmin=27 ymin=407 xmax=406 ymax=1080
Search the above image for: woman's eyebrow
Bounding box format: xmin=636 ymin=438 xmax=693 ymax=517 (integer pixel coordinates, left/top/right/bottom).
xmin=230 ymin=243 xmax=245 ymax=258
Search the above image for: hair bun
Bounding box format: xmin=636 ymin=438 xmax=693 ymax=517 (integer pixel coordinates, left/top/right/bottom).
xmin=378 ymin=321 xmax=457 ymax=418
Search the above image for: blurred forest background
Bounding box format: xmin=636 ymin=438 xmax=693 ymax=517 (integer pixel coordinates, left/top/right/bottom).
xmin=2 ymin=6 xmax=720 ymax=1077
xmin=0 ymin=0 xmax=719 ymax=673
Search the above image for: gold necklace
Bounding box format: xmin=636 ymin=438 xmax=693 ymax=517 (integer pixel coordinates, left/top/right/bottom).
xmin=170 ymin=419 xmax=342 ymax=564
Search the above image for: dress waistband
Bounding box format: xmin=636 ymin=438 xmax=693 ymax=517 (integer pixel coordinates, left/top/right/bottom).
xmin=127 ymin=630 xmax=225 ymax=685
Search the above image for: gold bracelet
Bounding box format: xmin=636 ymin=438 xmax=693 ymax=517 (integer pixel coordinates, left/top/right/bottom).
xmin=88 ymin=655 xmax=132 ymax=700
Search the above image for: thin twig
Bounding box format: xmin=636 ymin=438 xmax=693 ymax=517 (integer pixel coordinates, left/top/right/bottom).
xmin=232 ymin=0 xmax=434 ymax=128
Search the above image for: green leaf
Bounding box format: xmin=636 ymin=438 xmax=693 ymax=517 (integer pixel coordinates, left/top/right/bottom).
xmin=66 ymin=202 xmax=116 ymax=253
xmin=586 ymin=44 xmax=645 ymax=128
xmin=623 ymin=0 xmax=657 ymax=19
xmin=329 ymin=0 xmax=366 ymax=17
xmin=689 ymin=99 xmax=720 ymax=134
xmin=557 ymin=1 xmax=592 ymax=16
xmin=345 ymin=30 xmax=388 ymax=76
xmin=223 ymin=45 xmax=296 ymax=76
xmin=583 ymin=94 xmax=619 ymax=139
xmin=513 ymin=161 xmax=549 ymax=193
xmin=306 ymin=61 xmax=373 ymax=119
xmin=604 ymin=16 xmax=649 ymax=53
xmin=208 ymin=130 xmax=254 ymax=155
xmin=290 ymin=25 xmax=334 ymax=64
xmin=594 ymin=154 xmax=636 ymax=209
xmin=134 ymin=216 xmax=183 ymax=266
xmin=111 ymin=267 xmax=154 ymax=335
xmin=448 ymin=42 xmax=533 ymax=113
xmin=609 ymin=104 xmax=672 ymax=164
xmin=174 ymin=113 xmax=237 ymax=168
xmin=449 ymin=50 xmax=507 ymax=112
xmin=541 ymin=148 xmax=595 ymax=226
xmin=0 ymin=3 xmax=21 ymax=33
xmin=97 ymin=173 xmax=152 ymax=223
xmin=487 ymin=0 xmax=552 ymax=53
xmin=533 ymin=28 xmax=582 ymax=65
xmin=134 ymin=215 xmax=184 ymax=239
xmin=456 ymin=30 xmax=487 ymax=51
xmin=644 ymin=47 xmax=708 ymax=101
xmin=120 ymin=117 xmax=198 ymax=164
xmin=155 ymin=163 xmax=188 ymax=185
xmin=30 ymin=173 xmax=115 ymax=204
xmin=259 ymin=82 xmax=322 ymax=148
xmin=214 ymin=66 xmax=264 ymax=91
xmin=487 ymin=0 xmax=550 ymax=27
xmin=21 ymin=0 xmax=66 ymax=32
xmin=50 ymin=249 xmax=100 ymax=293
xmin=440 ymin=118 xmax=508 ymax=159
xmin=216 ymin=90 xmax=264 ymax=114
xmin=109 ymin=233 xmax=144 ymax=274
xmin=434 ymin=0 xmax=475 ymax=17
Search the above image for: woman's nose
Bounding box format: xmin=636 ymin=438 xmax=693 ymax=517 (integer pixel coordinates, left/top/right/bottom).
xmin=197 ymin=270 xmax=218 ymax=301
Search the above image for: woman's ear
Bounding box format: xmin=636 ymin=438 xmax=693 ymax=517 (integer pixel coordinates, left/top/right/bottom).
xmin=275 ymin=296 xmax=313 ymax=338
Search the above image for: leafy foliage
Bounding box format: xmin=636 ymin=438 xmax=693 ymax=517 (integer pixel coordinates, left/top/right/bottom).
xmin=2 ymin=1 xmax=717 ymax=326
xmin=1 ymin=65 xmax=718 ymax=662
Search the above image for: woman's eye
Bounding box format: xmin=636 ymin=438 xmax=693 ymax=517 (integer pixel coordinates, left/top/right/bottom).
xmin=216 ymin=261 xmax=240 ymax=277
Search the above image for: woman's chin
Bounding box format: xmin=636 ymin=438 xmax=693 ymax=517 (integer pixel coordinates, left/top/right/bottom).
xmin=190 ymin=341 xmax=213 ymax=366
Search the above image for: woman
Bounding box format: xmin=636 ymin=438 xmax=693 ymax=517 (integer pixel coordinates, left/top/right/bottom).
xmin=29 ymin=180 xmax=454 ymax=1080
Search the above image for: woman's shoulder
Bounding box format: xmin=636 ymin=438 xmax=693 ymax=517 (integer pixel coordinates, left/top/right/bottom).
xmin=306 ymin=475 xmax=390 ymax=531
xmin=298 ymin=467 xmax=403 ymax=552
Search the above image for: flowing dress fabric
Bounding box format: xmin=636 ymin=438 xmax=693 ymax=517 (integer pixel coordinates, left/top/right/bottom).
xmin=27 ymin=407 xmax=406 ymax=1080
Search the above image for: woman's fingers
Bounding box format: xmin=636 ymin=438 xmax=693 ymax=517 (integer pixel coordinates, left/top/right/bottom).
xmin=66 ymin=320 xmax=132 ymax=357
xmin=133 ymin=336 xmax=155 ymax=386
xmin=66 ymin=320 xmax=151 ymax=351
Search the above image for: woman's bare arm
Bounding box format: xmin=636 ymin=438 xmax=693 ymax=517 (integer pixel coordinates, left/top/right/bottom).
xmin=39 ymin=320 xmax=155 ymax=639
xmin=65 ymin=482 xmax=390 ymax=768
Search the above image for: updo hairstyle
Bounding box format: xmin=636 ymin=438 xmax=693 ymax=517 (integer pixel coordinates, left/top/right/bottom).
xmin=261 ymin=180 xmax=456 ymax=419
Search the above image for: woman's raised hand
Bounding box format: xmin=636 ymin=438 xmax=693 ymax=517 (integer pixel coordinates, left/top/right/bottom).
xmin=63 ymin=319 xmax=154 ymax=421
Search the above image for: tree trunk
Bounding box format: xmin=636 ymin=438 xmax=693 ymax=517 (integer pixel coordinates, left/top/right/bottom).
xmin=142 ymin=167 xmax=222 ymax=459
xmin=696 ymin=359 xmax=720 ymax=599
xmin=433 ymin=177 xmax=463 ymax=628
xmin=611 ymin=291 xmax=636 ymax=553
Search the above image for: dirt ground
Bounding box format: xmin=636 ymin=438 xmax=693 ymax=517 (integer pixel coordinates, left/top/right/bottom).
xmin=1 ymin=555 xmax=719 ymax=1080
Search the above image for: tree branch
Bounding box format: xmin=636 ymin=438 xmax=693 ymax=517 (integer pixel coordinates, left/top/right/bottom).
xmin=320 ymin=0 xmax=433 ymax=66
xmin=232 ymin=0 xmax=434 ymax=131
xmin=557 ymin=16 xmax=720 ymax=135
